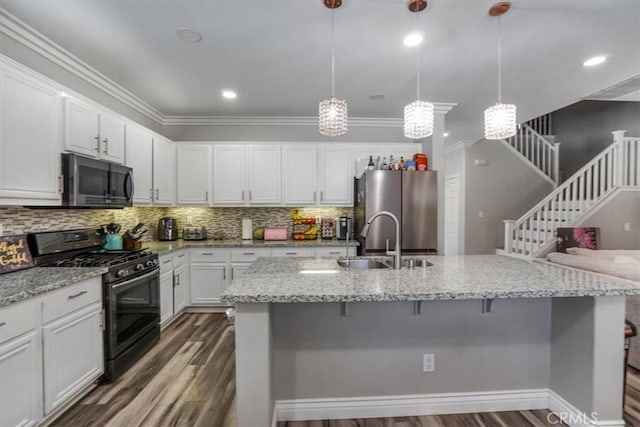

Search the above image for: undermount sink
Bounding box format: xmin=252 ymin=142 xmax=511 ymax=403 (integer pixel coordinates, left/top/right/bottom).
xmin=337 ymin=258 xmax=392 ymax=270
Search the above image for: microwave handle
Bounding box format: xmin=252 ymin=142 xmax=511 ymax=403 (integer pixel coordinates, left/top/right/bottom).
xmin=124 ymin=170 xmax=134 ymax=202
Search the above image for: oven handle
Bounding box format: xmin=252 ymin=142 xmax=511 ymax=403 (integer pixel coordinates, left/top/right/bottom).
xmin=111 ymin=269 xmax=159 ymax=290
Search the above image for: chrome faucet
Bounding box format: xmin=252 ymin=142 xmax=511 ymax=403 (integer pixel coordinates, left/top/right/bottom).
xmin=344 ymin=222 xmax=350 ymax=271
xmin=360 ymin=211 xmax=402 ymax=269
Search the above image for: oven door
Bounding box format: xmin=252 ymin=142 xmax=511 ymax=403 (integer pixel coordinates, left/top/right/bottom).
xmin=105 ymin=269 xmax=160 ymax=360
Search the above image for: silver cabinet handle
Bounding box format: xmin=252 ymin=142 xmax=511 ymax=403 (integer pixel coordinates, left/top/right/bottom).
xmin=58 ymin=175 xmax=63 ymax=193
xmin=201 ymin=252 xmax=213 ymax=256
xmin=205 ymin=190 xmax=208 ymax=201
xmin=150 ymin=188 xmax=154 ymax=200
xmin=94 ymin=135 xmax=100 ymax=152
xmin=285 ymin=252 xmax=297 ymax=255
xmin=249 ymin=191 xmax=252 ymax=201
xmin=177 ymin=254 xmax=185 ymax=258
xmin=102 ymin=138 xmax=108 ymax=154
xmin=329 ymin=251 xmax=341 ymax=255
xmin=0 ymin=322 xmax=6 ymax=327
xmin=320 ymin=191 xmax=324 ymax=202
xmin=243 ymin=252 xmax=255 ymax=256
xmin=241 ymin=190 xmax=245 ymax=201
xmin=155 ymin=189 xmax=159 ymax=200
xmin=68 ymin=290 xmax=88 ymax=299
xmin=176 ymin=275 xmax=180 ymax=286
xmin=223 ymin=268 xmax=226 ymax=280
xmin=313 ymin=191 xmax=317 ymax=201
xmin=162 ymin=259 xmax=172 ymax=265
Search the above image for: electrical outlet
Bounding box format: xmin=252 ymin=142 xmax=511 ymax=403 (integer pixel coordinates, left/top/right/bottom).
xmin=187 ymin=215 xmax=194 ymax=225
xmin=0 ymin=223 xmax=3 ymax=236
xmin=624 ymin=223 xmax=631 ymax=232
xmin=423 ymin=353 xmax=435 ymax=372
xmin=478 ymin=211 xmax=484 ymax=219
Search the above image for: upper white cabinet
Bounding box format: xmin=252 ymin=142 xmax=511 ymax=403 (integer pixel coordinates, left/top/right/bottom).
xmin=212 ymin=145 xmax=246 ymax=204
xmin=177 ymin=144 xmax=211 ymax=205
xmin=0 ymin=60 xmax=63 ymax=205
xmin=247 ymin=145 xmax=281 ymax=204
xmin=283 ymin=145 xmax=317 ymax=205
xmin=153 ymin=136 xmax=176 ymax=205
xmin=63 ymin=97 xmax=125 ymax=164
xmin=318 ymin=145 xmax=353 ymax=206
xmin=125 ymin=125 xmax=154 ymax=205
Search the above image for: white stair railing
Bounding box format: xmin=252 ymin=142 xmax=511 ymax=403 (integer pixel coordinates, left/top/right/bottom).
xmin=525 ymin=114 xmax=553 ymax=136
xmin=505 ymin=123 xmax=560 ymax=185
xmin=503 ymin=130 xmax=640 ymax=258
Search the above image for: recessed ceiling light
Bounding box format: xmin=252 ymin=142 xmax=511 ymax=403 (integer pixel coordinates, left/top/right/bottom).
xmin=369 ymin=94 xmax=386 ymax=101
xmin=443 ymin=132 xmax=449 ymax=137
xmin=403 ymin=32 xmax=424 ymax=47
xmin=583 ymin=56 xmax=607 ymax=67
xmin=176 ymin=27 xmax=202 ymax=43
xmin=221 ymin=90 xmax=237 ymax=100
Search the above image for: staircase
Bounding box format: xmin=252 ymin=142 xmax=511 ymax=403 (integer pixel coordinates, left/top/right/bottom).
xmin=503 ymin=122 xmax=560 ymax=186
xmin=502 ymin=130 xmax=640 ymax=259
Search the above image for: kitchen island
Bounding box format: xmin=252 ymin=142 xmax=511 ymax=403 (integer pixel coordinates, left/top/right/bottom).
xmin=221 ymin=255 xmax=640 ymax=427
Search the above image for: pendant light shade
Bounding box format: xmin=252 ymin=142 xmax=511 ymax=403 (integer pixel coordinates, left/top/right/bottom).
xmin=403 ymin=0 xmax=433 ymax=140
xmin=484 ymin=2 xmax=516 ymax=140
xmin=404 ymin=100 xmax=434 ymax=139
xmin=318 ymin=0 xmax=348 ymax=137
xmin=319 ymin=96 xmax=348 ymax=136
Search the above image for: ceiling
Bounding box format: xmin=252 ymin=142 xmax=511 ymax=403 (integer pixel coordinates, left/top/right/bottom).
xmin=0 ymin=0 xmax=638 ymax=142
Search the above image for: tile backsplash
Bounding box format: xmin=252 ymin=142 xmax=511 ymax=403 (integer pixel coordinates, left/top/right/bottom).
xmin=0 ymin=206 xmax=354 ymax=241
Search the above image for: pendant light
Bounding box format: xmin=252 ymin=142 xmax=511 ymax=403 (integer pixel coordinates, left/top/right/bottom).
xmin=319 ymin=0 xmax=348 ymax=137
xmin=484 ymin=2 xmax=517 ymax=140
xmin=404 ymin=0 xmax=434 ymax=140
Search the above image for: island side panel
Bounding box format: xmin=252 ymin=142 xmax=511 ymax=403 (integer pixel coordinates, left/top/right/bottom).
xmin=234 ymin=303 xmax=274 ymax=426
xmin=550 ymin=296 xmax=625 ymax=424
xmin=273 ymin=299 xmax=551 ymax=402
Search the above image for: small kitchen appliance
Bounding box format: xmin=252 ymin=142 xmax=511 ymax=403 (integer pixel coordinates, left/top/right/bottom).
xmin=183 ymin=226 xmax=207 ymax=241
xmin=336 ymin=217 xmax=352 ymax=240
xmin=157 ymin=217 xmax=178 ymax=241
xmin=242 ymin=219 xmax=253 ymax=240
xmin=102 ymin=223 xmax=123 ymax=250
xmin=264 ymin=228 xmax=288 ymax=241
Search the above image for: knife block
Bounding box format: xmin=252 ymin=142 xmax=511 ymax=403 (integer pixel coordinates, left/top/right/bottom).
xmin=123 ymin=233 xmax=142 ymax=250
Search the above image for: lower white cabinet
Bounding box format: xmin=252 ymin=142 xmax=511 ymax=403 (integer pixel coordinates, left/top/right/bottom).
xmin=190 ymin=263 xmax=227 ymax=304
xmin=42 ymin=300 xmax=103 ymax=414
xmin=0 ymin=296 xmax=42 ymax=427
xmin=173 ymin=263 xmax=188 ymax=313
xmin=159 ymin=268 xmax=174 ymax=325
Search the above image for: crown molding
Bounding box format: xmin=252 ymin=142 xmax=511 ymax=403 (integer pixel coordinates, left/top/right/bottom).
xmin=0 ymin=7 xmax=164 ymax=123
xmin=0 ymin=7 xmax=457 ymax=129
xmin=445 ymin=140 xmax=475 ymax=154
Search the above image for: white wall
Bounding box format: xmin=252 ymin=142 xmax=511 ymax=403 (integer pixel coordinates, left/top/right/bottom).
xmin=580 ymin=190 xmax=640 ymax=249
xmin=464 ymin=140 xmax=555 ymax=254
xmin=445 ymin=147 xmax=466 ymax=254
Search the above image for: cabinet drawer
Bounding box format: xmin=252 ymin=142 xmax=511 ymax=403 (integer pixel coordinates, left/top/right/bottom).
xmin=159 ymin=254 xmax=173 ymax=273
xmin=190 ymin=249 xmax=229 ymax=263
xmin=315 ymin=247 xmax=347 ymax=258
xmin=173 ymin=250 xmax=188 ymax=267
xmin=230 ymin=248 xmax=271 ymax=262
xmin=0 ymin=297 xmax=40 ymax=343
xmin=42 ymin=278 xmax=102 ymax=324
xmin=271 ymin=248 xmax=315 ymax=257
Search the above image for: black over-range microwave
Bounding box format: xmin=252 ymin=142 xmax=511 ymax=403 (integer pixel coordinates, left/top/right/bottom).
xmin=61 ymin=153 xmax=134 ymax=208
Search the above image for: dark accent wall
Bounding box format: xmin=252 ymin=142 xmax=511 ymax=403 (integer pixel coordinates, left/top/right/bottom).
xmin=552 ymin=100 xmax=640 ymax=180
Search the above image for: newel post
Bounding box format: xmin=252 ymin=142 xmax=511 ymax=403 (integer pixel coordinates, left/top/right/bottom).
xmin=612 ymin=130 xmax=627 ymax=186
xmin=504 ymin=220 xmax=515 ymax=253
xmin=553 ymin=142 xmax=561 ymax=186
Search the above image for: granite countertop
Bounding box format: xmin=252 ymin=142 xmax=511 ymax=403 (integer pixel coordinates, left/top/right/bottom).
xmin=221 ymin=255 xmax=640 ymax=304
xmin=144 ymin=239 xmax=359 ymax=256
xmin=0 ymin=267 xmax=107 ymax=307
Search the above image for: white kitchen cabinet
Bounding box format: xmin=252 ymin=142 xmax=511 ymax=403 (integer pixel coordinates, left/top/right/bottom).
xmin=0 ymin=298 xmax=43 ymax=427
xmin=213 ymin=145 xmax=246 ymax=204
xmin=153 ymin=135 xmax=176 ymax=205
xmin=271 ymin=248 xmax=316 ymax=257
xmin=190 ymin=263 xmax=227 ymax=305
xmin=173 ymin=251 xmax=189 ymax=314
xmin=0 ymin=60 xmax=62 ymax=205
xmin=177 ymin=144 xmax=211 ymax=205
xmin=315 ymin=247 xmax=348 ymax=258
xmin=125 ymin=124 xmax=154 ymax=205
xmin=247 ymin=145 xmax=281 ymax=204
xmin=159 ymin=255 xmax=174 ymax=325
xmin=283 ymin=145 xmax=317 ymax=205
xmin=318 ymin=145 xmax=353 ymax=206
xmin=42 ymin=298 xmax=103 ymax=414
xmin=63 ymin=97 xmax=125 ymax=164
xmin=230 ymin=263 xmax=250 ymax=281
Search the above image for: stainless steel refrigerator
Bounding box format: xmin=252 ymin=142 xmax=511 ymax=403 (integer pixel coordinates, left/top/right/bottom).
xmin=354 ymin=170 xmax=437 ymax=254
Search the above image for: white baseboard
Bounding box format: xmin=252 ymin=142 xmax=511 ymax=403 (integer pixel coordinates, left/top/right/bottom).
xmin=275 ymin=389 xmax=549 ymax=421
xmin=548 ymin=390 xmax=624 ymax=427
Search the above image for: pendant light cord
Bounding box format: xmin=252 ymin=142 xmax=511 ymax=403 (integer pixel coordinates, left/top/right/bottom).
xmin=497 ymin=16 xmax=502 ymax=103
xmin=331 ymin=9 xmax=335 ymax=98
xmin=415 ymin=10 xmax=420 ymax=99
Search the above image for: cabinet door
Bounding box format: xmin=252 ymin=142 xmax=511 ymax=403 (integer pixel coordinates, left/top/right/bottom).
xmin=213 ymin=145 xmax=246 ymax=204
xmin=177 ymin=145 xmax=211 ymax=205
xmin=283 ymin=145 xmax=317 ymax=205
xmin=247 ymin=145 xmax=281 ymax=204
xmin=125 ymin=125 xmax=154 ymax=205
xmin=153 ymin=136 xmax=176 ymax=205
xmin=315 ymin=247 xmax=347 ymax=258
xmin=190 ymin=263 xmax=227 ymax=304
xmin=271 ymin=248 xmax=316 ymax=257
xmin=0 ymin=330 xmax=43 ymax=427
xmin=173 ymin=265 xmax=188 ymax=314
xmin=318 ymin=146 xmax=353 ymax=205
xmin=42 ymin=302 xmax=103 ymax=414
xmin=63 ymin=97 xmax=100 ymax=157
xmin=0 ymin=63 xmax=62 ymax=204
xmin=231 ymin=263 xmax=250 ymax=281
xmin=99 ymin=112 xmax=126 ymax=164
xmin=159 ymin=270 xmax=174 ymax=325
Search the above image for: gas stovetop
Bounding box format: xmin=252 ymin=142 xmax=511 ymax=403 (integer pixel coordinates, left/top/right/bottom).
xmin=46 ymin=249 xmax=152 ymax=268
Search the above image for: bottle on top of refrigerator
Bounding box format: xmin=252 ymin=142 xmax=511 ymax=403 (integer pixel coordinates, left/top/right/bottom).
xmin=367 ymin=155 xmax=375 ymax=170
xmin=382 ymin=157 xmax=388 ymax=170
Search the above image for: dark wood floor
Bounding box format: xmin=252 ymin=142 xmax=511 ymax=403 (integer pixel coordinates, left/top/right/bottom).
xmin=51 ymin=313 xmax=640 ymax=427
